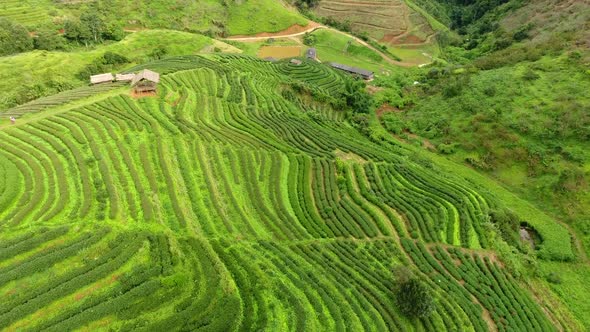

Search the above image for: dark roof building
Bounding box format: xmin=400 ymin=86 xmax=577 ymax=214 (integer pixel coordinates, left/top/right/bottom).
xmin=329 ymin=62 xmax=374 ymax=80
xmin=306 ymin=48 xmax=317 ymax=60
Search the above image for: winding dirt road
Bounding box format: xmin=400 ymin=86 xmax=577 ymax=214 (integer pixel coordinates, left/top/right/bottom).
xmin=224 ymin=23 xmax=426 ymax=67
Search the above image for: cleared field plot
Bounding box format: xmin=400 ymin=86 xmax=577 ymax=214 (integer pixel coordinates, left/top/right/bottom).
xmin=258 ymin=46 xmax=302 ymax=59
xmin=0 ymin=54 xmax=574 ymax=329
xmin=315 ymin=0 xmax=437 ymax=45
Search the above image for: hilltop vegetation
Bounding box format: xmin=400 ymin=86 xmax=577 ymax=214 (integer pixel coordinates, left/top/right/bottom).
xmin=0 ymin=0 xmax=307 ymax=36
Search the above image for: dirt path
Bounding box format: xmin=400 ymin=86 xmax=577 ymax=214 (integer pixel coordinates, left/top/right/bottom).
xmin=224 ymin=22 xmax=429 ymax=67
xmin=224 ymin=22 xmax=323 ymax=41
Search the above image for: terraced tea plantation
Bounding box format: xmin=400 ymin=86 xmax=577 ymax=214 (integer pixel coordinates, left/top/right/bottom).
xmin=0 ymin=55 xmax=568 ymax=330
xmin=314 ymin=0 xmax=436 ymax=44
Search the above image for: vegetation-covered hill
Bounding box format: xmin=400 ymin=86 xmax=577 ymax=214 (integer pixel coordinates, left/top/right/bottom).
xmin=308 ymin=0 xmax=441 ymax=45
xmin=0 ymin=0 xmax=307 ymax=36
xmin=0 ymin=54 xmax=578 ymax=330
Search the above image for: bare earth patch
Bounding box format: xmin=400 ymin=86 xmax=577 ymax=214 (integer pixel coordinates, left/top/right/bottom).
xmin=376 ymin=103 xmax=400 ymax=118
xmin=131 ymin=91 xmax=157 ymax=99
xmin=258 ymin=46 xmax=302 ymax=59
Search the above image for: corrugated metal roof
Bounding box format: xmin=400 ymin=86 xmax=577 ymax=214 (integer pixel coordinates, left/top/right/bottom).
xmin=329 ymin=62 xmax=373 ymax=78
xmin=116 ymin=73 xmax=135 ymax=82
xmin=131 ymin=69 xmax=160 ymax=86
xmin=90 ymin=73 xmax=114 ymax=84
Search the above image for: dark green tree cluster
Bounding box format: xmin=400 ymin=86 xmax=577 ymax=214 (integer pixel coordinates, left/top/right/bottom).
xmin=64 ymin=9 xmax=124 ymax=46
xmin=396 ymin=278 xmax=435 ymax=318
xmin=343 ymin=79 xmax=372 ymax=114
xmin=0 ymin=18 xmax=33 ymax=56
xmin=302 ymin=32 xmax=316 ymax=46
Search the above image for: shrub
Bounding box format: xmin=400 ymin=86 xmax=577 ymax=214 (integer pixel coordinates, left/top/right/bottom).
xmin=382 ymin=113 xmax=405 ymax=134
xmin=521 ymin=68 xmax=540 ymax=81
xmin=0 ymin=18 xmax=33 ymax=56
xmin=395 ymin=278 xmax=435 ymax=318
xmin=103 ymin=52 xmax=129 ymax=65
xmin=546 ymin=272 xmax=562 ymax=284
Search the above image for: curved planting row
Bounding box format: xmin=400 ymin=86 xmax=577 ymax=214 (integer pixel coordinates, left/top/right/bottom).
xmin=2 ymin=82 xmax=126 ymax=118
xmin=401 ymin=238 xmax=555 ymax=331
xmin=0 ymin=54 xmax=562 ymax=330
xmin=356 ymin=161 xmax=490 ymax=248
xmin=0 ymin=227 xmax=241 ymax=330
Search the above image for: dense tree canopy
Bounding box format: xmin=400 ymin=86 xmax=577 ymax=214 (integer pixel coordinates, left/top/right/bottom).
xmin=0 ymin=18 xmax=33 ymax=56
xmin=396 ymin=278 xmax=435 ymax=318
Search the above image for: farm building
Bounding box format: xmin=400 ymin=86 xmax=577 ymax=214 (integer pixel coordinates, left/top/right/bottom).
xmin=290 ymin=59 xmax=302 ymax=65
xmin=116 ymin=73 xmax=135 ymax=82
xmin=131 ymin=69 xmax=160 ymax=94
xmin=329 ymin=63 xmax=374 ymax=80
xmin=306 ymin=48 xmax=317 ymax=60
xmin=90 ymin=73 xmax=114 ymax=85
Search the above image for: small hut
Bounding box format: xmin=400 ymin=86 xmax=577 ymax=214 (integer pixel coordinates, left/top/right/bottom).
xmin=131 ymin=69 xmax=160 ymax=94
xmin=116 ymin=73 xmax=135 ymax=82
xmin=90 ymin=73 xmax=114 ymax=85
xmin=306 ymin=48 xmax=317 ymax=60
xmin=290 ymin=59 xmax=302 ymax=65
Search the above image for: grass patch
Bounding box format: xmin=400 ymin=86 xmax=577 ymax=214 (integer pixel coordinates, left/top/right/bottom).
xmin=311 ymin=29 xmax=395 ymax=73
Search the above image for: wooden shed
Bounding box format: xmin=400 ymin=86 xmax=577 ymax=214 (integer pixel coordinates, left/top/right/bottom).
xmin=90 ymin=73 xmax=114 ymax=85
xmin=131 ymin=69 xmax=160 ymax=93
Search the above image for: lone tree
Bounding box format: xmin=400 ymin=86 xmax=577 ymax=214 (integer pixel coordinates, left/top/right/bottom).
xmin=396 ymin=278 xmax=435 ymax=318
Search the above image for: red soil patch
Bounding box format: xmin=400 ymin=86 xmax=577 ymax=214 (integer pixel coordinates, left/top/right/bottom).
xmin=376 ymin=103 xmax=400 ymax=118
xmin=131 ymin=91 xmax=157 ymax=99
xmin=366 ymin=85 xmax=384 ymax=95
xmin=230 ymin=21 xmax=321 ymax=38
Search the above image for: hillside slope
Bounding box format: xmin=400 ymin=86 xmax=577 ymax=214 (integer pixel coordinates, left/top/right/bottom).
xmin=0 ymin=54 xmax=577 ymax=330
xmin=311 ymin=0 xmax=444 ymax=45
xmin=0 ymin=29 xmax=239 ymax=111
xmin=0 ymin=0 xmax=307 ymax=36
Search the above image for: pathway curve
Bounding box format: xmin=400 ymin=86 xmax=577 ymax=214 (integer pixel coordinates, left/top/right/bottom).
xmin=223 ymin=23 xmax=429 ymax=67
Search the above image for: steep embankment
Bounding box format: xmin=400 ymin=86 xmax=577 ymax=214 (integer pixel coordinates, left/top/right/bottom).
xmin=0 ymin=0 xmax=307 ymax=36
